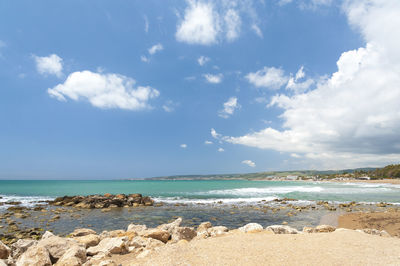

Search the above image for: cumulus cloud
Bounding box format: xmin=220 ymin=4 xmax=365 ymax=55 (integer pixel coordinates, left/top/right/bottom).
xmin=33 ymin=54 xmax=63 ymax=77
xmin=148 ymin=43 xmax=163 ymax=55
xmin=175 ymin=0 xmax=260 ymax=45
xmin=198 ymin=56 xmax=210 ymax=66
xmin=204 ymin=73 xmax=223 ymax=84
xmin=251 ymin=24 xmax=263 ymax=38
xmin=218 ymin=147 xmax=225 ymax=152
xmin=180 ymin=144 xmax=188 ymax=148
xmin=224 ymin=0 xmax=400 ymax=169
xmin=176 ymin=1 xmax=220 ymax=45
xmin=205 ymin=140 xmax=213 ymax=145
xmin=246 ymin=67 xmax=288 ymax=90
xmin=219 ymin=97 xmax=240 ymax=118
xmin=242 ymin=160 xmax=256 ymax=167
xmin=211 ymin=128 xmax=221 ymax=139
xmin=162 ymin=100 xmax=178 ymax=112
xmin=48 ymin=71 xmax=159 ymax=110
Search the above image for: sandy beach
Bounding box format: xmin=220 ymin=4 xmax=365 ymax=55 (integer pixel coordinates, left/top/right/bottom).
xmin=114 ymin=230 xmax=400 ymax=266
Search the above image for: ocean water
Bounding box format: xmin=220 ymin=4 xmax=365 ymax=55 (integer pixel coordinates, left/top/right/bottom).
xmin=1 ymin=180 xmax=400 ymax=234
xmin=1 ymin=179 xmax=400 ymax=208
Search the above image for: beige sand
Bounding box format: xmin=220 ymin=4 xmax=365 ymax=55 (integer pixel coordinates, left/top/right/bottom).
xmin=339 ymin=211 xmax=400 ymax=237
xmin=112 ymin=230 xmax=400 ymax=265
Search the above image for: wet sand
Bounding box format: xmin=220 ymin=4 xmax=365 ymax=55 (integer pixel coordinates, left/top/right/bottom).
xmin=112 ymin=230 xmax=400 ymax=266
xmin=338 ymin=211 xmax=400 ymax=237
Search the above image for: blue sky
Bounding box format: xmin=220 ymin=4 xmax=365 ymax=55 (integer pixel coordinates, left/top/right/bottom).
xmin=1 ymin=0 xmax=400 ymax=179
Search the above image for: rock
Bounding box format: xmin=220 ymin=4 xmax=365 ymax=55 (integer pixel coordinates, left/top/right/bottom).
xmin=314 ymin=225 xmax=336 ymax=233
xmin=0 ymin=259 xmax=6 ymax=266
xmin=16 ymin=246 xmax=52 ymax=266
xmin=127 ymin=224 xmax=147 ymax=234
xmin=54 ymin=246 xmax=86 ymax=266
xmin=358 ymin=228 xmax=391 ymax=237
xmin=99 ymin=230 xmax=125 ymax=240
xmin=0 ymin=241 xmax=10 ymax=259
xmin=266 ymin=225 xmax=299 ymax=234
xmin=157 ymin=218 xmax=182 ymax=233
xmin=137 ymin=249 xmax=150 ymax=259
xmin=11 ymin=239 xmax=37 ymax=259
xmin=37 ymin=235 xmax=81 ymax=262
xmin=238 ymin=223 xmax=263 ymax=233
xmin=41 ymin=231 xmax=55 ymax=240
xmin=197 ymin=222 xmax=212 ymax=232
xmin=70 ymin=228 xmax=97 ymax=237
xmin=143 ymin=229 xmax=170 ymax=243
xmin=73 ymin=234 xmax=100 ymax=248
xmin=141 ymin=196 xmax=154 ymax=206
xmin=302 ymin=227 xmax=314 ymax=233
xmin=208 ymin=226 xmax=228 ymax=237
xmin=171 ymin=227 xmax=197 ymax=242
xmin=86 ymin=237 xmax=128 ymax=256
xmin=128 ymin=236 xmax=164 ymax=249
xmin=98 ymin=260 xmax=117 ymax=266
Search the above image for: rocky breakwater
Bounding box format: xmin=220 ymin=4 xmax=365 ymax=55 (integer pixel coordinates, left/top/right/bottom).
xmin=49 ymin=193 xmax=156 ymax=209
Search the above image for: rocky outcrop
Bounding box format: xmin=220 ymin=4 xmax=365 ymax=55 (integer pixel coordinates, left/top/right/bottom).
xmin=314 ymin=225 xmax=336 ymax=233
xmin=266 ymin=225 xmax=300 ymax=234
xmin=239 ymin=223 xmax=263 ymax=233
xmin=0 ymin=241 xmax=10 ymax=259
xmin=357 ymin=228 xmax=391 ymax=237
xmin=171 ymin=227 xmax=197 ymax=242
xmin=70 ymin=228 xmax=97 ymax=238
xmin=86 ymin=237 xmax=128 ymax=256
xmin=54 ymin=245 xmax=86 ymax=266
xmin=49 ymin=194 xmax=155 ymax=209
xmin=11 ymin=239 xmax=37 ymax=259
xmin=143 ymin=229 xmax=170 ymax=243
xmin=73 ymin=234 xmax=101 ymax=248
xmin=16 ymin=245 xmax=52 ymax=266
xmin=37 ymin=235 xmax=82 ymax=263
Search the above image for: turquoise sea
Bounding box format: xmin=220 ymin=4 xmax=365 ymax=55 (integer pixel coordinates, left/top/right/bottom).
xmin=1 ymin=179 xmax=400 ymax=208
xmin=1 ymin=180 xmax=400 ymax=234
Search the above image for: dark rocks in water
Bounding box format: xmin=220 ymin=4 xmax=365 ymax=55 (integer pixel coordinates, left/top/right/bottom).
xmin=48 ymin=194 xmax=155 ymax=209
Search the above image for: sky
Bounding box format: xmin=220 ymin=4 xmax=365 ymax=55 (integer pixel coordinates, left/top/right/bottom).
xmin=1 ymin=0 xmax=400 ymax=179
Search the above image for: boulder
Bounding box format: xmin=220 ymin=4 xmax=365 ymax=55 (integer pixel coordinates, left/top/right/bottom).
xmin=37 ymin=235 xmax=81 ymax=262
xmin=357 ymin=228 xmax=391 ymax=237
xmin=197 ymin=222 xmax=212 ymax=232
xmin=143 ymin=229 xmax=170 ymax=243
xmin=41 ymin=231 xmax=55 ymax=240
xmin=0 ymin=259 xmax=6 ymax=266
xmin=157 ymin=218 xmax=182 ymax=233
xmin=54 ymin=246 xmax=86 ymax=266
xmin=70 ymin=228 xmax=97 ymax=237
xmin=128 ymin=236 xmax=164 ymax=249
xmin=11 ymin=239 xmax=37 ymax=259
xmin=141 ymin=196 xmax=154 ymax=206
xmin=171 ymin=227 xmax=197 ymax=242
xmin=208 ymin=226 xmax=228 ymax=237
xmin=99 ymin=230 xmax=125 ymax=240
xmin=314 ymin=225 xmax=336 ymax=233
xmin=73 ymin=234 xmax=100 ymax=248
xmin=266 ymin=225 xmax=299 ymax=234
xmin=127 ymin=224 xmax=147 ymax=234
xmin=86 ymin=237 xmax=128 ymax=256
xmin=238 ymin=223 xmax=263 ymax=233
xmin=16 ymin=246 xmax=52 ymax=266
xmin=0 ymin=241 xmax=10 ymax=259
xmin=302 ymin=227 xmax=314 ymax=233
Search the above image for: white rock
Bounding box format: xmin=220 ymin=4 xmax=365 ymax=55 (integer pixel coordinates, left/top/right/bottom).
xmin=171 ymin=227 xmax=197 ymax=242
xmin=136 ymin=249 xmax=150 ymax=259
xmin=314 ymin=225 xmax=336 ymax=233
xmin=127 ymin=224 xmax=147 ymax=234
xmin=266 ymin=225 xmax=299 ymax=234
xmin=0 ymin=259 xmax=6 ymax=266
xmin=37 ymin=235 xmax=82 ymax=262
xmin=86 ymin=237 xmax=128 ymax=256
xmin=70 ymin=228 xmax=97 ymax=237
xmin=73 ymin=234 xmax=101 ymax=248
xmin=41 ymin=231 xmax=55 ymax=240
xmin=54 ymin=246 xmax=86 ymax=266
xmin=208 ymin=226 xmax=229 ymax=237
xmin=11 ymin=239 xmax=37 ymax=259
xmin=157 ymin=218 xmax=182 ymax=233
xmin=16 ymin=246 xmax=52 ymax=266
xmin=239 ymin=223 xmax=263 ymax=233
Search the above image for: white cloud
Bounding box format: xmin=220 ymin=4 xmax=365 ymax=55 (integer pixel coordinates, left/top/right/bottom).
xmin=219 ymin=97 xmax=240 ymax=118
xmin=278 ymin=0 xmax=292 ymax=5
xmin=162 ymin=100 xmax=178 ymax=112
xmin=225 ymin=0 xmax=400 ymax=169
xmin=180 ymin=144 xmax=188 ymax=149
xmin=211 ymin=128 xmax=221 ymax=139
xmin=218 ymin=147 xmax=225 ymax=152
xmin=246 ymin=67 xmax=288 ymax=90
xmin=148 ymin=43 xmax=163 ymax=55
xmin=224 ymin=9 xmax=241 ymax=41
xmin=295 ymin=66 xmax=305 ymax=81
xmin=205 ymin=140 xmax=213 ymax=145
xmin=176 ymin=1 xmax=220 ymax=45
xmin=242 ymin=160 xmax=256 ymax=167
xmin=198 ymin=56 xmax=210 ymax=66
xmin=204 ymin=73 xmax=223 ymax=84
xmin=33 ymin=54 xmax=63 ymax=78
xmin=251 ymin=24 xmax=263 ymax=38
xmin=48 ymin=71 xmax=159 ymax=110
xmin=141 ymin=55 xmax=149 ymax=63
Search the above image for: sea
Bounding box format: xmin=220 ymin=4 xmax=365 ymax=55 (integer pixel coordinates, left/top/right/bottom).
xmin=1 ymin=180 xmax=400 ymax=234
